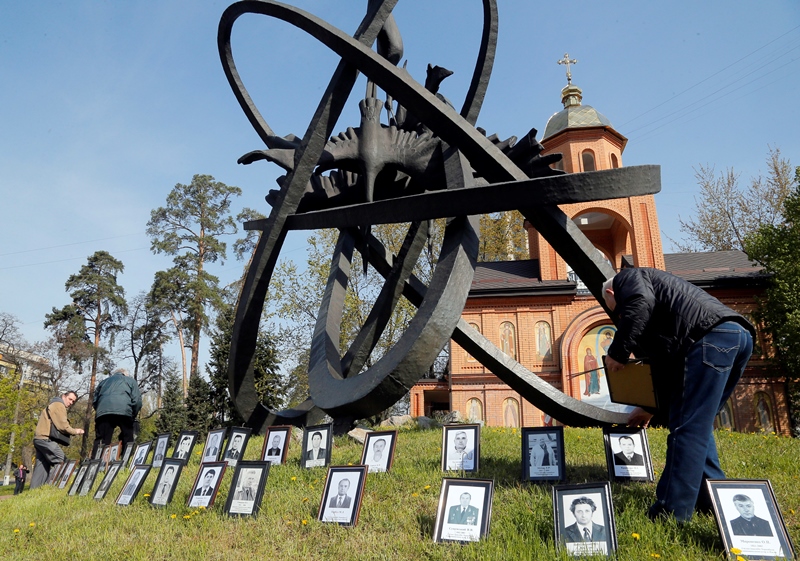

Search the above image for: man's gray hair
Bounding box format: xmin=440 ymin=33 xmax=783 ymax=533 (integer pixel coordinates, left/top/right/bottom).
xmin=601 ymin=276 xmax=615 ymax=294
xmin=112 ymin=367 xmax=130 ymax=377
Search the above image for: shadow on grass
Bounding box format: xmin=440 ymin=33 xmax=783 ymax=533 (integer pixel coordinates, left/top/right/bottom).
xmin=564 ymin=463 xmax=609 ymax=483
xmin=416 ymin=511 xmax=436 ymax=540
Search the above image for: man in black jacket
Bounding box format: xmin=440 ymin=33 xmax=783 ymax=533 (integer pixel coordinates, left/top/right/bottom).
xmin=602 ymin=268 xmax=754 ymax=522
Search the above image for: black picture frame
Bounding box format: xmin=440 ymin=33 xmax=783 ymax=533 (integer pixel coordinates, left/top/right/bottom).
xmin=130 ymin=441 xmax=152 ymax=469
xmin=553 ymin=482 xmax=618 ymax=557
xmin=149 ymin=458 xmax=183 ymax=507
xmin=602 ymin=427 xmax=654 ymax=482
xmin=152 ymin=433 xmax=170 ymax=469
xmin=318 ymin=465 xmax=368 ymax=526
xmin=46 ymin=462 xmax=64 ymax=485
xmin=94 ymin=460 xmax=123 ymax=500
xmin=261 ymin=425 xmax=291 ymax=465
xmin=441 ymin=424 xmax=480 ymax=472
xmin=222 ymin=427 xmax=251 ymax=468
xmin=57 ymin=460 xmax=77 ymax=489
xmin=201 ymin=428 xmax=227 ymax=463
xmin=78 ymin=459 xmax=102 ymax=496
xmin=360 ymin=430 xmax=397 ymax=473
xmin=302 ymin=424 xmax=333 ymax=469
xmin=187 ymin=462 xmax=226 ymax=508
xmin=68 ymin=461 xmax=90 ymax=496
xmin=121 ymin=442 xmax=134 ymax=468
xmin=223 ymin=461 xmax=271 ymax=517
xmin=433 ymin=478 xmax=494 ymax=543
xmin=116 ymin=464 xmax=151 ymax=506
xmin=522 ymin=426 xmax=565 ymax=482
xmin=172 ymin=430 xmax=199 ymax=463
xmin=707 ymin=479 xmax=795 ymax=560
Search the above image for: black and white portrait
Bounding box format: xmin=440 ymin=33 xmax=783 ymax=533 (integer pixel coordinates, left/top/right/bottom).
xmin=188 ymin=463 xmax=226 ymax=508
xmin=78 ymin=460 xmax=101 ymax=496
xmin=223 ymin=428 xmax=251 ymax=467
xmin=523 ymin=428 xmax=564 ymax=481
xmin=58 ymin=460 xmax=77 ymax=489
xmin=116 ymin=465 xmax=151 ymax=506
xmin=361 ymin=431 xmax=397 ymax=473
xmin=152 ymin=434 xmax=170 ymax=469
xmin=262 ymin=426 xmax=290 ymax=465
xmin=554 ymin=483 xmax=617 ymax=557
xmin=224 ymin=462 xmax=270 ymax=517
xmin=172 ymin=431 xmax=198 ymax=462
xmin=442 ymin=425 xmax=480 ymax=472
xmin=603 ymin=427 xmax=653 ymax=482
xmin=94 ymin=461 xmax=122 ymax=500
xmin=150 ymin=459 xmax=183 ymax=507
xmin=68 ymin=463 xmax=89 ymax=496
xmin=130 ymin=441 xmax=151 ymax=469
xmin=318 ymin=466 xmax=367 ymax=526
xmin=202 ymin=428 xmax=226 ymax=463
xmin=303 ymin=424 xmax=332 ymax=469
xmin=433 ymin=479 xmax=494 ymax=543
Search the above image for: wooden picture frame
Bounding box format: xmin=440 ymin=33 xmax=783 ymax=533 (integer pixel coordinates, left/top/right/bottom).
xmin=602 ymin=427 xmax=654 ymax=482
xmin=222 ymin=427 xmax=251 ymax=468
xmin=78 ymin=459 xmax=102 ymax=496
xmin=318 ymin=465 xmax=368 ymax=526
xmin=68 ymin=461 xmax=90 ymax=496
xmin=94 ymin=460 xmax=123 ymax=500
xmin=261 ymin=425 xmax=291 ymax=466
xmin=302 ymin=424 xmax=333 ymax=469
xmin=433 ymin=478 xmax=494 ymax=543
xmin=116 ymin=464 xmax=151 ymax=506
xmin=223 ymin=461 xmax=271 ymax=517
xmin=121 ymin=442 xmax=135 ymax=468
xmin=201 ymin=428 xmax=227 ymax=463
xmin=149 ymin=458 xmax=183 ymax=507
xmin=172 ymin=430 xmax=199 ymax=463
xmin=187 ymin=462 xmax=226 ymax=509
xmin=441 ymin=424 xmax=480 ymax=473
xmin=152 ymin=433 xmax=170 ymax=469
xmin=57 ymin=460 xmax=78 ymax=489
xmin=707 ymin=479 xmax=795 ymax=560
xmin=360 ymin=430 xmax=397 ymax=473
xmin=129 ymin=441 xmax=152 ymax=469
xmin=46 ymin=462 xmax=64 ymax=485
xmin=553 ymin=482 xmax=618 ymax=557
xmin=522 ymin=426 xmax=565 ymax=482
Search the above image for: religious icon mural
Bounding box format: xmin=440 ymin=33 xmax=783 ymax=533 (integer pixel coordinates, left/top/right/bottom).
xmin=754 ymin=392 xmax=775 ymax=433
xmin=499 ymin=321 xmax=517 ymax=360
xmin=535 ymin=321 xmax=553 ymax=362
xmin=466 ymin=323 xmax=480 ymax=362
xmin=467 ymin=398 xmax=484 ymax=422
xmin=575 ymin=326 xmax=629 ymax=413
xmin=503 ymin=398 xmax=520 ymax=428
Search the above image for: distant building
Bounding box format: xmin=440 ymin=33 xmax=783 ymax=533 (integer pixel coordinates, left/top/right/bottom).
xmin=410 ymin=78 xmax=789 ymax=435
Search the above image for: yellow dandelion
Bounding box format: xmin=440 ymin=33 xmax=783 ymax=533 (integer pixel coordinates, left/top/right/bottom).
xmin=650 ymin=554 xmax=660 ymax=558
xmin=291 ymin=476 xmax=297 ymax=481
xmin=170 ymin=514 xmax=177 ymax=519
xmin=286 ymin=520 xmax=293 ymax=525
xmin=309 ymin=484 xmax=314 ymax=490
xmin=28 ymin=522 xmax=35 ymax=528
xmin=195 ymin=451 xmax=201 ymax=455
xmin=302 ymin=497 xmax=309 ymax=503
xmin=424 ymin=485 xmax=431 ymax=490
xmin=412 ymin=493 xmax=419 ymax=497
xmin=192 ymin=511 xmax=199 ymax=516
xmin=143 ymin=494 xmax=151 ymax=497
xmin=736 ymin=556 xmax=746 ymax=561
xmin=13 ymin=529 xmax=20 ymax=534
xmin=183 ymin=515 xmax=191 ymax=520
xmin=199 ymin=506 xmax=206 ymax=510
xmin=790 ymin=509 xmax=795 ymax=515
xmin=302 ymin=519 xmax=308 ymax=525
xmin=631 ymin=533 xmax=640 ymax=540
xmin=730 ymin=548 xmax=742 ymax=554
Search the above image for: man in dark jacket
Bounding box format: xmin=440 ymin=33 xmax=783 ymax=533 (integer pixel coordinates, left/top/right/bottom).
xmin=93 ymin=367 xmax=142 ymax=453
xmin=602 ymin=268 xmax=754 ymax=522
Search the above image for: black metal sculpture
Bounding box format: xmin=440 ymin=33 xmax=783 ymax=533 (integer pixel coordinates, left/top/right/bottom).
xmin=219 ymin=0 xmax=661 ymax=432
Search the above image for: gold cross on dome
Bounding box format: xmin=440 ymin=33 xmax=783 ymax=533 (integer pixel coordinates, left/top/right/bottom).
xmin=557 ymin=53 xmax=578 ymax=84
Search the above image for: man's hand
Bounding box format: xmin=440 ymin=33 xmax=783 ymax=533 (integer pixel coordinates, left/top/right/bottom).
xmin=627 ymin=407 xmax=653 ymax=428
xmin=604 ymin=355 xmax=626 ymax=373
xmin=75 ymin=428 xmax=85 ymax=435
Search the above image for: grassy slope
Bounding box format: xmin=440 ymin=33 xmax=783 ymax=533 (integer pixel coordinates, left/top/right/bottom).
xmin=1 ymin=427 xmax=798 ymax=561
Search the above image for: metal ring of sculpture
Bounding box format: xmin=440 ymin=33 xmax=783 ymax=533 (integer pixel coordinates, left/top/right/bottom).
xmin=220 ymin=0 xmax=661 ymax=432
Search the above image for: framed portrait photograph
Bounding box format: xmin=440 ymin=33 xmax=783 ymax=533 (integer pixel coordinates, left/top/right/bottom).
xmin=187 ymin=462 xmax=226 ymax=508
xmin=201 ymin=428 xmax=227 ymax=463
xmin=58 ymin=460 xmax=78 ymax=489
xmin=361 ymin=430 xmax=397 ymax=474
xmin=303 ymin=424 xmax=333 ymax=469
xmin=78 ymin=459 xmax=102 ymax=497
xmin=129 ymin=441 xmax=152 ymax=469
xmin=121 ymin=442 xmax=135 ymax=467
xmin=603 ymin=427 xmax=653 ymax=482
xmin=46 ymin=462 xmax=65 ymax=485
xmin=318 ymin=465 xmax=368 ymax=526
xmin=149 ymin=458 xmax=184 ymax=507
xmin=172 ymin=430 xmax=199 ymax=463
xmin=261 ymin=426 xmax=291 ymax=465
xmin=441 ymin=424 xmax=480 ymax=472
xmin=553 ymin=482 xmax=618 ymax=557
xmin=222 ymin=427 xmax=251 ymax=467
xmin=93 ymin=444 xmax=105 ymax=460
xmin=223 ymin=461 xmax=271 ymax=517
xmin=68 ymin=461 xmax=90 ymax=496
xmin=94 ymin=460 xmax=123 ymax=500
xmin=522 ymin=426 xmax=565 ymax=482
xmin=433 ymin=478 xmax=494 ymax=543
xmin=707 ymin=479 xmax=795 ymax=560
xmin=100 ymin=443 xmax=120 ymax=472
xmin=152 ymin=433 xmax=170 ymax=469
xmin=116 ymin=464 xmax=151 ymax=506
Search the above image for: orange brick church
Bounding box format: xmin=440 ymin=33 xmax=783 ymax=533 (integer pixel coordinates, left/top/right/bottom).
xmin=409 ymin=75 xmax=791 ymax=435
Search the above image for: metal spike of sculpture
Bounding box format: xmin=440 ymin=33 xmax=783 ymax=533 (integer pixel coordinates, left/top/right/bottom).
xmin=219 ymin=0 xmax=661 ymax=433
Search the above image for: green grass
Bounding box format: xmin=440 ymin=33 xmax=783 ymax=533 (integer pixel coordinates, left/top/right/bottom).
xmin=1 ymin=427 xmax=798 ymax=560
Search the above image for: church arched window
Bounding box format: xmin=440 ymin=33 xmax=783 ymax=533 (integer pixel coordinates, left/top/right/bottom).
xmin=466 ymin=322 xmax=480 ymax=362
xmin=581 ymin=149 xmax=596 ymax=172
xmin=753 ymin=392 xmax=775 ymax=433
xmin=610 ymin=153 xmax=619 ymax=168
xmin=467 ymin=398 xmax=484 ymax=422
xmin=714 ymin=398 xmax=735 ymax=431
xmin=500 ymin=321 xmax=517 ymax=360
xmin=502 ymin=398 xmax=520 ymax=427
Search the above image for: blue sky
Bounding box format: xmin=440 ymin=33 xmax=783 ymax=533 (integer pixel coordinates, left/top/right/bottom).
xmin=2 ymin=1 xmax=799 ymax=364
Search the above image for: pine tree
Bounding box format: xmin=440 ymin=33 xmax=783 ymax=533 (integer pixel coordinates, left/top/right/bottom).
xmin=185 ymin=374 xmax=215 ymax=437
xmin=155 ymin=370 xmax=186 ymax=440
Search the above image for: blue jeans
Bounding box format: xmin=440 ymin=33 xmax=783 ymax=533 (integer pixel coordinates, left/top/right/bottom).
xmin=651 ymin=321 xmax=753 ymax=522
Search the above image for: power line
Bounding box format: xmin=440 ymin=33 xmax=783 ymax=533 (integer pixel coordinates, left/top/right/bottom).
xmin=0 ymin=233 xmax=145 ymax=257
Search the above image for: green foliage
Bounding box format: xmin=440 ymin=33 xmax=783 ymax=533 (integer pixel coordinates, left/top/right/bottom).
xmin=478 ymin=210 xmax=529 ymax=261
xmin=1 ymin=428 xmax=798 ymax=560
xmin=674 ymin=147 xmax=794 ymax=252
xmin=185 ymin=374 xmax=214 ymax=438
xmin=743 ymin=166 xmax=800 ymax=435
xmin=147 ymin=174 xmax=243 ymax=380
xmin=154 ymin=370 xmax=186 ymax=440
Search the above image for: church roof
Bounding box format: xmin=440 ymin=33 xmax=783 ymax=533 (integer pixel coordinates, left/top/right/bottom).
xmin=542 ymin=82 xmax=615 ymax=140
xmin=470 ymin=259 xmax=575 ymax=297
